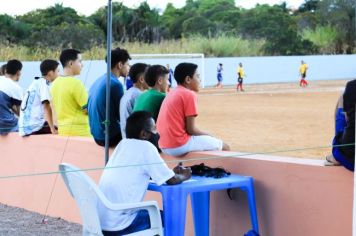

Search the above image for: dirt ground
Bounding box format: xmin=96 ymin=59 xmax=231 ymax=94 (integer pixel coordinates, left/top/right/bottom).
xmin=0 ymin=203 xmax=81 ymax=236
xmin=0 ymin=79 xmax=350 ymax=234
xmin=197 ymin=79 xmax=348 ymax=159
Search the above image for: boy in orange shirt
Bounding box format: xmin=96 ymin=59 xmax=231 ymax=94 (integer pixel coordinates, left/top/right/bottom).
xmin=157 ymin=63 xmax=230 ymax=157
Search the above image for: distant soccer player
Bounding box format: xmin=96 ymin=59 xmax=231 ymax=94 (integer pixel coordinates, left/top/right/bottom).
xmin=215 ymin=63 xmax=223 ymax=88
xmin=299 ymin=60 xmax=308 ymax=87
xmin=237 ymin=62 xmax=245 ymax=92
xmin=167 ymin=64 xmax=174 ymax=89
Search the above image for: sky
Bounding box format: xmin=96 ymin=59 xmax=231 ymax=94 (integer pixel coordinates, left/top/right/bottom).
xmin=1 ymin=0 xmax=305 ymax=16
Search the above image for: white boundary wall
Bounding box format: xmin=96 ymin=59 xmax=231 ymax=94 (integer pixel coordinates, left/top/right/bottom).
xmin=3 ymin=54 xmax=356 ymax=90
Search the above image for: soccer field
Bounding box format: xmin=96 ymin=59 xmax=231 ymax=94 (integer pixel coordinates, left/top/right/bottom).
xmin=196 ymin=79 xmax=348 ymax=159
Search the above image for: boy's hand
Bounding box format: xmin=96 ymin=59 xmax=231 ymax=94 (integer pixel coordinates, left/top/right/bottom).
xmin=50 ymin=127 xmax=58 ymax=134
xmin=173 ymin=162 xmax=192 ymax=181
xmin=166 ymin=163 xmax=192 ymax=185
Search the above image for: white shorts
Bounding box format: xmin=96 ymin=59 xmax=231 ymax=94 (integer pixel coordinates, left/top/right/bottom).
xmin=162 ymin=135 xmax=223 ymax=157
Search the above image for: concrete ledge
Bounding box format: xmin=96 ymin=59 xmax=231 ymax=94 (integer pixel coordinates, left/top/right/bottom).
xmin=0 ymin=133 xmax=353 ymax=235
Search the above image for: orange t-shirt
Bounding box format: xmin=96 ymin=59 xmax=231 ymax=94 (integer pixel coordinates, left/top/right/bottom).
xmin=157 ymin=85 xmax=198 ymax=148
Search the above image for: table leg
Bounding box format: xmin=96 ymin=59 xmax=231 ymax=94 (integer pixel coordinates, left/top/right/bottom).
xmin=191 ymin=191 xmax=210 ymax=236
xmin=246 ymin=178 xmax=259 ymax=234
xmin=162 ymin=191 xmax=188 ymax=236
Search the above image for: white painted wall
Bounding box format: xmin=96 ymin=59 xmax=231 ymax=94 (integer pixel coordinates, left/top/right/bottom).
xmin=1 ymin=54 xmax=356 ymax=90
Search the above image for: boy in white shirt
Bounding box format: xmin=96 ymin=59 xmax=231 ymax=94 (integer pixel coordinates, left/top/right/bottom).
xmin=98 ymin=111 xmax=191 ymax=235
xmin=119 ymin=63 xmax=149 ymax=138
xmin=19 ymin=59 xmax=59 ymax=136
xmin=0 ymin=60 xmax=23 ymax=134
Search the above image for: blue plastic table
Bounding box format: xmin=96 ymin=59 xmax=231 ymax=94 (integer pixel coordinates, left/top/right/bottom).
xmin=148 ymin=174 xmax=259 ymax=236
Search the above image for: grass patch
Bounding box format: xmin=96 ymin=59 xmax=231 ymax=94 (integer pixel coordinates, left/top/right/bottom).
xmin=0 ymin=36 xmax=266 ymax=61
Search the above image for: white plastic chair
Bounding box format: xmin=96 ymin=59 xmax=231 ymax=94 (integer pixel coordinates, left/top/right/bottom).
xmin=59 ymin=163 xmax=163 ymax=236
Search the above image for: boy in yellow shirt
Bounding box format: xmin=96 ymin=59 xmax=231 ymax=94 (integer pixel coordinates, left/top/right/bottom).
xmin=51 ymin=49 xmax=90 ymax=136
xmin=299 ymin=60 xmax=308 ymax=87
xmin=237 ymin=62 xmax=245 ymax=92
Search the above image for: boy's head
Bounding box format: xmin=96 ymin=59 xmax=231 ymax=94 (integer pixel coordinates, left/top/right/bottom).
xmin=174 ymin=63 xmax=200 ymax=92
xmin=301 ymin=60 xmax=305 ymax=64
xmin=6 ymin=59 xmax=22 ymax=81
xmin=40 ymin=59 xmax=60 ymax=82
xmin=126 ymin=111 xmax=161 ymax=151
xmin=0 ymin=64 xmax=6 ymax=76
xmin=108 ymin=47 xmax=131 ymax=77
xmin=145 ymin=65 xmax=169 ymax=93
xmin=129 ymin=63 xmax=149 ymax=90
xmin=59 ymin=49 xmax=82 ymax=75
xmin=239 ymin=62 xmax=242 ymax=67
xmin=219 ymin=63 xmax=223 ymax=67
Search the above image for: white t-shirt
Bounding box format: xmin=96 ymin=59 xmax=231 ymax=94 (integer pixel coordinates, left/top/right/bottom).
xmin=0 ymin=77 xmax=23 ymax=130
xmin=18 ymin=78 xmax=51 ymax=136
xmin=98 ymin=139 xmax=174 ymax=231
xmin=119 ymin=87 xmax=142 ymax=138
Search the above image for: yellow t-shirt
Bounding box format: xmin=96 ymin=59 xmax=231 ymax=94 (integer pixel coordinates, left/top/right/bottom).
xmin=51 ymin=76 xmax=90 ymax=136
xmin=237 ymin=66 xmax=245 ymax=78
xmin=299 ymin=64 xmax=308 ymax=74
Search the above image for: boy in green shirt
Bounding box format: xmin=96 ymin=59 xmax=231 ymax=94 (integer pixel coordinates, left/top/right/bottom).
xmin=133 ymin=65 xmax=169 ymax=121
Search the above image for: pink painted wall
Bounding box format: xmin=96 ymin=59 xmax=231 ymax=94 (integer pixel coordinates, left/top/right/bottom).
xmin=0 ymin=134 xmax=353 ymax=235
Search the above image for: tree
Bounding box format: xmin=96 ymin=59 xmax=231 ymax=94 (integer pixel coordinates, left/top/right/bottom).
xmin=317 ymin=0 xmax=356 ymax=53
xmin=238 ymin=4 xmax=315 ymax=55
xmin=182 ymin=16 xmax=217 ymax=36
xmin=0 ymin=14 xmax=29 ymax=43
xmin=18 ymin=4 xmax=103 ymax=50
xmin=301 ymin=25 xmax=339 ymax=53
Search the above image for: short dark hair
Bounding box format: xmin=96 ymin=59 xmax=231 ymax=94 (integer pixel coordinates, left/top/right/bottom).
xmin=0 ymin=64 xmax=6 ymax=75
xmin=107 ymin=47 xmax=131 ymax=69
xmin=145 ymin=65 xmax=169 ymax=87
xmin=126 ymin=111 xmax=153 ymax=139
xmin=6 ymin=59 xmax=22 ymax=75
xmin=40 ymin=59 xmax=59 ymax=76
xmin=59 ymin=49 xmax=81 ymax=68
xmin=174 ymin=63 xmax=198 ymax=85
xmin=129 ymin=63 xmax=149 ymax=83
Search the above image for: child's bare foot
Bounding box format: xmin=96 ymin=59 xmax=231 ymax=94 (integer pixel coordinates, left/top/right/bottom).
xmin=324 ymin=154 xmax=341 ymax=166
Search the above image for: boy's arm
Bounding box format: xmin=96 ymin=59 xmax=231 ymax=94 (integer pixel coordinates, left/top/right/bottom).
xmin=11 ymin=104 xmax=20 ymax=116
xmin=166 ymin=164 xmax=192 ymax=185
xmin=186 ymin=116 xmax=209 ymax=136
xmin=42 ymin=101 xmax=58 ymax=134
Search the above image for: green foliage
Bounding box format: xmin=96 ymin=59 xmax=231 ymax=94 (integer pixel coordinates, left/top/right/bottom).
xmin=0 ymin=0 xmax=355 ymax=56
xmin=16 ymin=3 xmax=103 ymax=50
xmin=301 ymin=25 xmax=339 ymax=53
xmin=0 ymin=35 xmax=265 ymax=60
xmin=317 ymin=0 xmax=356 ymax=53
xmin=0 ymin=14 xmax=29 ymax=43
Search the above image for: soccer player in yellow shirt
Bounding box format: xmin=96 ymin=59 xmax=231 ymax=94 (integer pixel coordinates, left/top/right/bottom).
xmin=237 ymin=62 xmax=245 ymax=92
xmin=299 ymin=60 xmax=308 ymax=87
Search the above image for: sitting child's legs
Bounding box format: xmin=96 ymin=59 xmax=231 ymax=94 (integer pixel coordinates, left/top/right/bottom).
xmin=162 ymin=135 xmax=223 ymax=157
xmin=329 ymin=107 xmax=354 ymax=171
xmin=102 ymin=210 xmax=151 ymax=236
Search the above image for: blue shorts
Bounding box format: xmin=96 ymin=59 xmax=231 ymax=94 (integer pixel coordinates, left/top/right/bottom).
xmin=102 ymin=210 xmax=164 ymax=236
xmin=332 ymin=108 xmax=354 ymax=171
xmin=0 ymin=123 xmax=18 ymax=135
xmin=217 ymin=74 xmax=222 ymax=82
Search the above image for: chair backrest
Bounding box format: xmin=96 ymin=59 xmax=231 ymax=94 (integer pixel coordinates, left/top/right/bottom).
xmin=59 ymin=163 xmax=104 ymax=236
